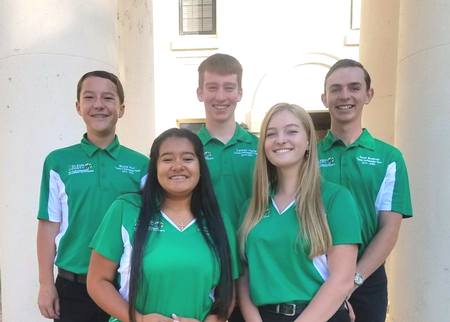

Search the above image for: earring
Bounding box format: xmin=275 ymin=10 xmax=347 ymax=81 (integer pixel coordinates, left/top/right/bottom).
xmin=305 ymin=150 xmax=310 ymax=159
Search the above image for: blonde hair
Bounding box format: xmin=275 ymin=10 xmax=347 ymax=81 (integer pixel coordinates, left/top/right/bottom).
xmin=238 ymin=103 xmax=332 ymax=260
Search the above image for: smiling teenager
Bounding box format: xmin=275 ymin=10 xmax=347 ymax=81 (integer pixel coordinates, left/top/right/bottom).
xmin=318 ymin=59 xmax=413 ymax=322
xmin=75 ymin=76 xmax=125 ymax=147
xmin=196 ymin=54 xmax=258 ymax=232
xmin=196 ymin=53 xmax=259 ymax=322
xmin=37 ymin=71 xmax=149 ymax=322
xmin=237 ymin=103 xmax=361 ymax=322
xmin=87 ymin=128 xmax=240 ymax=322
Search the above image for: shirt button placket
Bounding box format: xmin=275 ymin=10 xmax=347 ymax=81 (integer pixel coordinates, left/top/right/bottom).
xmin=341 ymin=151 xmax=349 ymax=181
xmin=99 ymin=153 xmax=107 ymax=190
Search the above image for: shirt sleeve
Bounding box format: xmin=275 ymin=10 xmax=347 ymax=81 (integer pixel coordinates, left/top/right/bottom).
xmin=37 ymin=155 xmax=62 ymax=222
xmin=389 ymin=152 xmax=413 ymax=217
xmin=237 ymin=198 xmax=251 ymax=228
xmin=139 ymin=157 xmax=150 ymax=189
xmin=222 ymin=212 xmax=243 ymax=278
xmin=90 ymin=199 xmax=127 ymax=263
xmin=325 ymin=185 xmax=362 ymax=246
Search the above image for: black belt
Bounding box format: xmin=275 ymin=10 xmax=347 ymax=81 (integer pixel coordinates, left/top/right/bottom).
xmin=260 ymin=302 xmax=346 ymax=316
xmin=58 ymin=268 xmax=87 ymax=284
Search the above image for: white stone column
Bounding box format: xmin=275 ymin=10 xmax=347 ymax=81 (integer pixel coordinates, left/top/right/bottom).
xmin=359 ymin=2 xmax=402 ymax=320
xmin=359 ymin=0 xmax=400 ymax=145
xmin=389 ymin=1 xmax=450 ymax=321
xmin=117 ymin=0 xmax=155 ymax=155
xmin=360 ymin=1 xmax=450 ymax=320
xmin=0 ymin=1 xmax=119 ymax=321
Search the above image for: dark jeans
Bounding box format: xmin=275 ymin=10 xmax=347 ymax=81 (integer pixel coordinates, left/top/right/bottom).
xmin=258 ymin=305 xmax=350 ymax=322
xmin=55 ymin=275 xmax=110 ymax=322
xmin=349 ymin=265 xmax=388 ymax=322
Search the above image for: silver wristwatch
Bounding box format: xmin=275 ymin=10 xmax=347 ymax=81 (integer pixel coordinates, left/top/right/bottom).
xmin=354 ymin=272 xmax=365 ymax=286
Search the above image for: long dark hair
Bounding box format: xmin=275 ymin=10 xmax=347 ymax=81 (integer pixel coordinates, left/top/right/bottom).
xmin=128 ymin=128 xmax=233 ymax=322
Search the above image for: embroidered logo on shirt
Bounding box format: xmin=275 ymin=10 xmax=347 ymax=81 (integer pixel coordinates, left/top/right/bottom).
xmin=263 ymin=207 xmax=271 ymax=218
xmin=115 ymin=165 xmax=142 ymax=174
xmin=149 ymin=220 xmax=165 ymax=232
xmin=204 ymin=151 xmax=213 ymax=160
xmin=356 ymin=156 xmax=382 ymax=166
xmin=68 ymin=163 xmax=94 ymax=175
xmin=234 ymin=149 xmax=257 ymax=157
xmin=134 ymin=219 xmax=165 ymax=232
xmin=318 ymin=157 xmax=335 ymax=168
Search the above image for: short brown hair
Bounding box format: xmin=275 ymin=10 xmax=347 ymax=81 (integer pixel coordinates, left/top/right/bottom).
xmin=77 ymin=70 xmax=125 ymax=104
xmin=198 ymin=53 xmax=243 ymax=89
xmin=324 ymin=59 xmax=371 ymax=92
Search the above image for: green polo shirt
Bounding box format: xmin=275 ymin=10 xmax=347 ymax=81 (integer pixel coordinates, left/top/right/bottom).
xmin=37 ymin=134 xmax=149 ymax=274
xmin=91 ymin=193 xmax=240 ymax=322
xmin=198 ymin=124 xmax=258 ymax=231
xmin=243 ymin=180 xmax=361 ymax=306
xmin=318 ymin=129 xmax=413 ymax=258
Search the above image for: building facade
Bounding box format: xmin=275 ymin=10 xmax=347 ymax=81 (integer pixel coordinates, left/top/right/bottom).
xmin=1 ymin=1 xmax=449 ymax=321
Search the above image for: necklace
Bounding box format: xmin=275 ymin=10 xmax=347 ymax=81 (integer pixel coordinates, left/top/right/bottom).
xmin=160 ymin=207 xmax=193 ymax=231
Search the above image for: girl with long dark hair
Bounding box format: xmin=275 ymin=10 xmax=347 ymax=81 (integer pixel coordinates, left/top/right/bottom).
xmin=87 ymin=128 xmax=237 ymax=322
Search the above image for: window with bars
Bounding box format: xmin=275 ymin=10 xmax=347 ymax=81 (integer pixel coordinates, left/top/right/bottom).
xmin=179 ymin=0 xmax=216 ymax=35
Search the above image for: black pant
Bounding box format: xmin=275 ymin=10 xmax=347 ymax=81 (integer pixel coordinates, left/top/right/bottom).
xmin=229 ymin=305 xmax=246 ymax=322
xmin=349 ymin=265 xmax=388 ymax=322
xmin=55 ymin=275 xmax=110 ymax=322
xmin=258 ymin=305 xmax=350 ymax=322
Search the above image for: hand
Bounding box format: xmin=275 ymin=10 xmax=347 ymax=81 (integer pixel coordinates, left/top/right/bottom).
xmin=141 ymin=313 xmax=173 ymax=322
xmin=37 ymin=283 xmax=60 ymax=319
xmin=345 ymin=301 xmax=355 ymax=322
xmin=171 ymin=313 xmax=201 ymax=322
